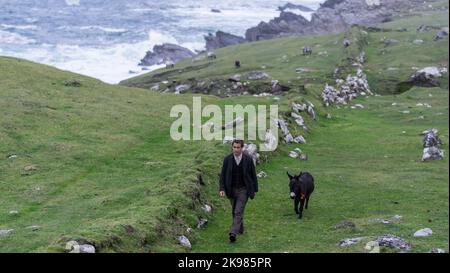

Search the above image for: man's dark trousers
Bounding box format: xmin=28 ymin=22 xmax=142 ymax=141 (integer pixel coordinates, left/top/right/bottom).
xmin=230 ymin=187 xmax=247 ymax=235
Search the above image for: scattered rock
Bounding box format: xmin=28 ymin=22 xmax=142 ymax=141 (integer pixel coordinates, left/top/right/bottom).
xmin=228 ymin=74 xmax=241 ymax=82
xmin=326 ymin=113 xmax=332 ymax=119
xmin=421 ymin=128 xmax=443 ymax=147
xmin=0 ymin=229 xmax=13 ymax=237
xmin=382 ymin=38 xmax=399 ymax=46
xmin=370 ymin=214 xmax=402 ymax=224
xmin=376 ymin=234 xmax=411 ymax=252
xmin=289 ymin=148 xmax=307 ymax=160
xmin=401 ymin=110 xmax=410 ymax=114
xmin=306 ymin=103 xmax=316 ymax=120
xmin=335 ymin=220 xmax=356 ymax=229
xmin=429 ymin=248 xmax=446 ymax=253
xmin=412 ymin=39 xmax=424 ymax=45
xmin=293 ymin=135 xmax=306 ymax=144
xmin=414 ymin=228 xmax=433 ymax=237
xmin=7 ymin=154 xmax=17 ymax=159
xmin=150 ymin=84 xmax=160 ymax=91
xmin=351 ymin=104 xmax=364 ymax=109
xmin=175 ymin=84 xmax=190 ymax=94
xmin=177 ymin=235 xmax=192 ymax=248
xmin=65 ymin=241 xmax=96 ymax=253
xmin=257 ymin=171 xmax=267 ymax=178
xmin=433 ymin=27 xmax=449 ymax=41
xmin=422 ymin=146 xmax=444 ymax=161
xmin=25 ymin=225 xmax=40 ymax=231
xmin=321 ymin=69 xmax=373 ymax=107
xmin=23 ymin=165 xmax=38 ymax=172
xmin=9 ymin=210 xmax=19 ymax=215
xmin=295 ymin=68 xmax=310 ymax=73
xmin=197 ymin=218 xmax=208 ymax=229
xmin=411 ymin=67 xmax=447 ymax=87
xmin=292 ymin=102 xmax=307 ymax=113
xmin=247 ymin=71 xmax=269 ymax=80
xmin=339 ymin=237 xmax=365 ymax=247
xmin=202 ymin=204 xmax=212 ymax=213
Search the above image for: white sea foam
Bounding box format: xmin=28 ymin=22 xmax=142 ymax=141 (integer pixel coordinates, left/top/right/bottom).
xmin=1 ymin=30 xmax=181 ymax=84
xmin=0 ymin=30 xmax=36 ymax=44
xmin=65 ymin=0 xmax=80 ymax=6
xmin=1 ymin=24 xmax=38 ymax=30
xmin=79 ymin=26 xmax=128 ymax=33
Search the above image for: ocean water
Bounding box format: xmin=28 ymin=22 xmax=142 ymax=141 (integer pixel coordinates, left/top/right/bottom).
xmin=0 ymin=0 xmax=321 ymax=83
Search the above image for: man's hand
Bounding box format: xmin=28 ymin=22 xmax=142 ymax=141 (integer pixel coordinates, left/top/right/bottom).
xmin=219 ymin=191 xmax=225 ymax=198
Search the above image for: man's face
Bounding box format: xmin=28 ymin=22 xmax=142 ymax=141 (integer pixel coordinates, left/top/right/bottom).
xmin=232 ymin=143 xmax=242 ymax=156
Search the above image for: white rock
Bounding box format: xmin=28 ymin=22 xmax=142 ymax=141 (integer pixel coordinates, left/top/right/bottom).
xmin=429 ymin=248 xmax=446 ymax=253
xmin=293 ymin=135 xmax=306 ymax=144
xmin=289 ymin=151 xmax=299 ymax=158
xmin=79 ymin=244 xmax=96 ymax=253
xmin=197 ymin=219 xmax=208 ymax=229
xmin=257 ymin=171 xmax=267 ymax=178
xmin=177 ymin=235 xmax=192 ymax=248
xmin=339 ymin=237 xmax=365 ymax=247
xmin=414 ymin=228 xmax=433 ymax=237
xmin=202 ymin=204 xmax=212 ymax=213
xmin=0 ymin=229 xmax=13 ymax=237
xmin=9 ymin=210 xmax=19 ymax=215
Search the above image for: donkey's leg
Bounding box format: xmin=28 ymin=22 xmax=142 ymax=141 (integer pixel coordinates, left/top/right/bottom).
xmin=305 ymin=195 xmax=311 ymax=210
xmin=294 ymin=198 xmax=300 ymax=215
xmin=298 ymin=199 xmax=305 ymax=219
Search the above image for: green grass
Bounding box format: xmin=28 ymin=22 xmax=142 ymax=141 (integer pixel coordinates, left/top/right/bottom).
xmin=1 ymin=4 xmax=448 ymax=252
xmin=192 ymin=86 xmax=449 ymax=253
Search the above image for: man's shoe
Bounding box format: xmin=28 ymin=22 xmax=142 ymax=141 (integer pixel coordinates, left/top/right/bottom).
xmin=229 ymin=234 xmax=236 ymax=243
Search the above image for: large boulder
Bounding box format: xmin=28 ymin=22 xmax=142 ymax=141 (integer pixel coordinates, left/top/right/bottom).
xmin=433 ymin=27 xmax=449 ymax=41
xmin=411 ymin=67 xmax=447 ymax=87
xmin=245 ymin=0 xmax=423 ymax=42
xmin=376 ymin=234 xmax=411 ymax=252
xmin=204 ymin=31 xmax=246 ymax=50
xmin=139 ymin=43 xmax=195 ymax=66
xmin=247 ymin=71 xmax=269 ymax=80
xmin=422 ymin=146 xmax=444 ymax=161
xmin=421 ymin=128 xmax=443 ymax=147
xmin=278 ymin=2 xmax=314 ymax=12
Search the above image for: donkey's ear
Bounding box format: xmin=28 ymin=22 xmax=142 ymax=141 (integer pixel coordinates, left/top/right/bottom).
xmin=299 ymin=171 xmax=303 ymax=177
xmin=287 ymin=171 xmax=293 ymax=179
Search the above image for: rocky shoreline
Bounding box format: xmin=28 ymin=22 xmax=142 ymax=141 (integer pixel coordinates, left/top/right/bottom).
xmin=138 ymin=0 xmax=447 ymax=68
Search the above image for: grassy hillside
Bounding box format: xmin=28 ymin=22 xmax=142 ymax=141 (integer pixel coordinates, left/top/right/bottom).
xmin=0 ymin=57 xmax=243 ymax=252
xmin=1 ymin=2 xmax=448 ymax=253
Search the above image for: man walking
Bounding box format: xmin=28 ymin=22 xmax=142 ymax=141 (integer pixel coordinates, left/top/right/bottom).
xmin=219 ymin=139 xmax=258 ymax=243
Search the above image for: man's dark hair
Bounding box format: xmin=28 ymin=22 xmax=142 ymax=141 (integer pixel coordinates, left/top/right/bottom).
xmin=232 ymin=139 xmax=244 ymax=147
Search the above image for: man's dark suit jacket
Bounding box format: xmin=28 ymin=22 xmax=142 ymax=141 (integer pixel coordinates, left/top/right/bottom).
xmin=219 ymin=153 xmax=258 ymax=199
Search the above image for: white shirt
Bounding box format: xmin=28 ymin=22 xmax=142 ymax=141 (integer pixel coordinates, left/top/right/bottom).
xmin=234 ymin=153 xmax=242 ymax=165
